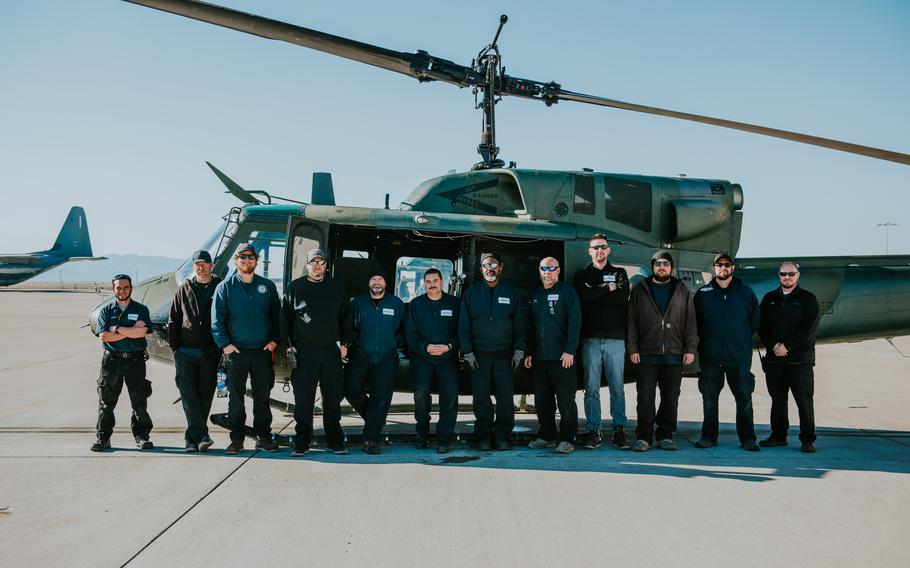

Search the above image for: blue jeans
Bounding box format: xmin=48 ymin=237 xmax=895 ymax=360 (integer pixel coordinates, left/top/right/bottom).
xmin=582 ymin=338 xmax=627 ymax=430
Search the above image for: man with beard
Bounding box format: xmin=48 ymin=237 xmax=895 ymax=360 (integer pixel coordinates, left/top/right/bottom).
xmin=458 ymin=252 xmax=528 ymax=451
xmin=572 ymin=234 xmax=631 ymax=450
xmin=92 ymin=274 xmax=154 ymax=452
xmin=693 ymin=253 xmax=761 ymax=451
xmin=344 ymin=270 xmax=405 ymax=455
xmin=281 ymin=248 xmax=349 ymax=456
xmin=626 ymin=251 xmax=698 ymax=452
xmin=211 ymin=242 xmax=281 ymax=455
xmin=758 ymin=261 xmax=821 ymax=453
xmin=405 ymin=268 xmax=460 ymax=453
xmin=525 ymin=257 xmax=582 ymax=454
xmin=167 ymin=250 xmax=221 ymax=452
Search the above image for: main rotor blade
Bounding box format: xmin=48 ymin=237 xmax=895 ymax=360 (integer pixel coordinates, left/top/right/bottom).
xmin=124 ymin=0 xmax=482 ymax=87
xmin=552 ymin=89 xmax=910 ymax=165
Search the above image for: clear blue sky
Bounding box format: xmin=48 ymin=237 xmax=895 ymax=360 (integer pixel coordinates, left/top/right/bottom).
xmin=2 ymin=0 xmax=908 ymax=258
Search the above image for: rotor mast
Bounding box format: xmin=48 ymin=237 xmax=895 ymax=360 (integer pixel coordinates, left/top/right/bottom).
xmin=473 ymin=15 xmax=508 ymax=170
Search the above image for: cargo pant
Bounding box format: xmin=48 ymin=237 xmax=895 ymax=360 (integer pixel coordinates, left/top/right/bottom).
xmin=96 ymin=351 xmax=153 ymax=442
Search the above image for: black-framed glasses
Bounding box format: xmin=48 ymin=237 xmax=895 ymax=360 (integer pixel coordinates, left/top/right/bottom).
xmin=779 ymin=271 xmax=798 ymax=277
xmin=653 ymin=260 xmax=672 ymax=267
xmin=539 ymin=266 xmax=559 ymax=272
xmin=590 ymin=244 xmax=609 ymax=251
xmin=237 ymin=253 xmax=257 ymax=260
xmin=714 ymin=262 xmax=733 ymax=268
xmin=481 ymin=262 xmax=499 ymax=269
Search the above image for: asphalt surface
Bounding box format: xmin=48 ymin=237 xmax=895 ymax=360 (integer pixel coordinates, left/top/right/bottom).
xmin=0 ymin=290 xmax=908 ymax=567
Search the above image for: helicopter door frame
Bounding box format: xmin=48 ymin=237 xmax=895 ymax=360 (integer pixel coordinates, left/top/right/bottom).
xmin=283 ymin=216 xmax=330 ymax=291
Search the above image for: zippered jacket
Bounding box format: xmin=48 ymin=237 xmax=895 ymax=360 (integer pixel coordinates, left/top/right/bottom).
xmin=458 ymin=281 xmax=528 ymax=356
xmin=627 ymin=277 xmax=698 ymax=357
xmin=758 ymin=286 xmax=820 ymax=364
xmin=528 ymin=281 xmax=582 ymax=360
xmin=573 ymin=262 xmax=629 ymax=340
xmin=168 ymin=276 xmax=221 ymax=351
xmin=694 ymin=277 xmax=759 ymax=366
xmin=346 ymin=293 xmax=405 ymax=361
xmin=211 ymin=272 xmax=280 ymax=350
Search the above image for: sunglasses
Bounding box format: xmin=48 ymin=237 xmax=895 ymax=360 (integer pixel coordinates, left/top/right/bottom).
xmin=714 ymin=262 xmax=733 ymax=268
xmin=779 ymin=271 xmax=798 ymax=277
xmin=482 ymin=262 xmax=500 ymax=269
xmin=237 ymin=253 xmax=257 ymax=260
xmin=653 ymin=260 xmax=672 ymax=267
xmin=539 ymin=266 xmax=559 ymax=272
xmin=307 ymin=259 xmax=326 ymax=266
xmin=590 ymin=244 xmax=609 ymax=251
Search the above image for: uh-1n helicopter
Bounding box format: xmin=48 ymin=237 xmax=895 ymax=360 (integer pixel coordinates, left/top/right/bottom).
xmin=92 ymin=0 xmax=910 ymax=405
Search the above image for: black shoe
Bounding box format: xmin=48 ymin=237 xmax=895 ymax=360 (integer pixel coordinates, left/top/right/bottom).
xmin=582 ymin=430 xmax=603 ymax=449
xmin=800 ymin=442 xmax=816 ymax=453
xmin=290 ymin=445 xmax=309 ymax=457
xmin=137 ymin=438 xmax=154 ymax=450
xmin=741 ymin=439 xmax=761 ymax=452
xmin=437 ymin=444 xmax=451 ymax=454
xmin=495 ymin=440 xmax=511 ymax=451
xmin=90 ymin=438 xmax=111 ymax=452
xmin=198 ymin=437 xmax=214 ymax=453
xmin=255 ymin=435 xmax=280 ymax=453
xmin=694 ymin=437 xmax=718 ymax=449
xmin=184 ymin=441 xmax=199 ymax=453
xmin=361 ymin=440 xmax=381 ymax=455
xmin=759 ymin=437 xmax=788 ymax=448
xmin=328 ymin=445 xmax=349 ymax=455
xmin=225 ymin=441 xmax=244 ymax=455
xmin=414 ymin=437 xmax=429 ymax=449
xmin=611 ymin=427 xmax=631 ymax=450
xmin=478 ymin=439 xmax=493 ymax=451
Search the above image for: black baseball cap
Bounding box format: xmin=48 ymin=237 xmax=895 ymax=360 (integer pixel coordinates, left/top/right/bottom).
xmin=233 ymin=242 xmax=258 ymax=257
xmin=192 ymin=250 xmax=213 ymax=263
xmin=713 ymin=252 xmax=734 ymax=264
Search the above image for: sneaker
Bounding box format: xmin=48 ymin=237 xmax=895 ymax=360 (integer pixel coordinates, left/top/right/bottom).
xmin=800 ymin=442 xmax=817 ymax=453
xmin=741 ymin=439 xmax=761 ymax=452
xmin=528 ymin=437 xmax=557 ymax=449
xmin=414 ymin=437 xmax=429 ymax=449
xmin=362 ymin=440 xmax=381 ymax=455
xmin=184 ymin=441 xmax=199 ymax=453
xmin=611 ymin=427 xmax=631 ymax=450
xmin=582 ymin=430 xmax=603 ymax=449
xmin=495 ymin=440 xmax=511 ymax=451
xmin=225 ymin=441 xmax=244 ymax=455
xmin=478 ymin=439 xmax=493 ymax=451
xmin=290 ymin=445 xmax=309 ymax=457
xmin=437 ymin=444 xmax=451 ymax=454
xmin=198 ymin=437 xmax=214 ymax=453
xmin=656 ymin=439 xmax=677 ymax=451
xmin=694 ymin=437 xmax=718 ymax=449
xmin=90 ymin=438 xmax=111 ymax=452
xmin=554 ymin=441 xmax=575 ymax=454
xmin=255 ymin=435 xmax=279 ymax=453
xmin=759 ymin=437 xmax=788 ymax=448
xmin=631 ymin=439 xmax=650 ymax=452
xmin=328 ymin=445 xmax=349 ymax=455
xmin=137 ymin=438 xmax=154 ymax=450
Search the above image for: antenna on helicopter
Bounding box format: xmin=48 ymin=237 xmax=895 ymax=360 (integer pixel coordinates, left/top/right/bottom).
xmin=472 ymin=15 xmax=508 ymax=171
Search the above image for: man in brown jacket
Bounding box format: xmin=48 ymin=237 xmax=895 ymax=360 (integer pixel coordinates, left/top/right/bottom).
xmin=627 ymin=251 xmax=698 ymax=451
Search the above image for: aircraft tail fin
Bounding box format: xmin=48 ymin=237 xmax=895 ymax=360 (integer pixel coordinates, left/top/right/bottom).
xmin=311 ymin=172 xmax=336 ymax=205
xmin=51 ymin=206 xmax=94 ymax=258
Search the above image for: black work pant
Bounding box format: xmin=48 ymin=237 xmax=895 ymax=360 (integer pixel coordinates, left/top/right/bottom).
xmin=96 ymin=352 xmax=153 ymax=441
xmin=174 ymin=349 xmax=220 ymax=444
xmin=225 ymin=348 xmax=274 ymax=442
xmin=698 ymin=363 xmax=756 ymax=444
xmin=471 ymin=354 xmax=514 ymax=443
xmin=532 ymin=360 xmax=579 ymax=443
xmin=291 ymin=344 xmax=345 ymax=448
xmin=635 ymin=363 xmax=682 ymax=444
xmin=345 ymin=351 xmax=398 ymax=443
xmin=765 ymin=363 xmax=816 ymax=443
xmin=411 ymin=357 xmax=459 ymax=444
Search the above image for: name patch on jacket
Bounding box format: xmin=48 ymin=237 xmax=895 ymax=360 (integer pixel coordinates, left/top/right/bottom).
xmin=382 ymin=308 xmax=395 ymax=316
xmin=604 ymin=275 xmax=616 ymax=282
xmin=440 ymin=309 xmax=453 ymax=317
xmin=257 ymin=284 xmax=267 ymax=294
xmin=498 ymin=297 xmax=511 ymax=305
xmin=700 ymin=286 xmax=713 ymax=292
xmin=547 ymin=294 xmax=559 ymax=301
xmin=127 ymin=313 xmax=139 ymax=321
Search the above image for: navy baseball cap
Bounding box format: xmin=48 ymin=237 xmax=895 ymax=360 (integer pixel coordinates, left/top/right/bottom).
xmin=233 ymin=242 xmax=258 ymax=257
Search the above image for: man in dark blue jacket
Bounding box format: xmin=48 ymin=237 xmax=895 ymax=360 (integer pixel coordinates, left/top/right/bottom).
xmin=344 ymin=270 xmax=405 ymax=455
xmin=405 ymin=268 xmax=460 ymax=453
xmin=458 ymin=252 xmax=528 ymax=451
xmin=524 ymin=257 xmax=582 ymax=454
xmin=211 ymin=242 xmax=281 ymax=455
xmin=693 ymin=253 xmax=761 ymax=451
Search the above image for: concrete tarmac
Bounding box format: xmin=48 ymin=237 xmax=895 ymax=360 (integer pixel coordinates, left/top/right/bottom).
xmin=0 ymin=291 xmax=908 ymax=567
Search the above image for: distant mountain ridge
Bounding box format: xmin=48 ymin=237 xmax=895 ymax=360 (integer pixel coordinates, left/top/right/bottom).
xmin=31 ymin=254 xmax=184 ymax=283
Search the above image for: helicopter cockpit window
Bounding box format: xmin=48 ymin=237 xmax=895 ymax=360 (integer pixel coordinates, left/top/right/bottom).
xmin=394 ymin=257 xmax=455 ymax=303
xmin=574 ymin=175 xmax=595 ymax=214
xmin=174 ymin=220 xmax=231 ymax=284
xmin=604 ymin=177 xmax=652 ymax=232
xmin=226 ymin=229 xmax=287 ymax=294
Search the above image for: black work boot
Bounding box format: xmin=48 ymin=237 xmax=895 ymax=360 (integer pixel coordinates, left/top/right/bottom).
xmin=255 ymin=434 xmax=280 ymax=453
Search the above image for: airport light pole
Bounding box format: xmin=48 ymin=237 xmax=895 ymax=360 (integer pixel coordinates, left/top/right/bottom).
xmin=876 ymin=222 xmax=898 ymax=254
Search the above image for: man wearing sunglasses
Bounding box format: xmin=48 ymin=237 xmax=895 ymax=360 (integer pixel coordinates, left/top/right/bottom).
xmin=281 ymin=248 xmax=349 ymax=456
xmin=525 ymin=258 xmax=582 ymax=454
xmin=211 ymin=242 xmax=281 ymax=455
xmin=693 ymin=253 xmax=761 ymax=451
xmin=757 ymin=261 xmax=821 ymax=453
xmin=458 ymin=252 xmax=528 ymax=451
xmin=92 ymin=274 xmax=155 ymax=452
xmin=626 ymin=251 xmax=698 ymax=451
xmin=572 ymin=234 xmax=631 ymax=450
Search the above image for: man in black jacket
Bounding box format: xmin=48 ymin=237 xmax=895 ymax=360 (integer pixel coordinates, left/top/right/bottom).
xmin=573 ymin=234 xmax=631 ymax=450
xmin=758 ymin=261 xmax=821 ymax=452
xmin=626 ymin=251 xmax=698 ymax=452
xmin=693 ymin=253 xmax=761 ymax=451
xmin=167 ymin=250 xmax=221 ymax=452
xmin=281 ymin=248 xmax=349 ymax=456
xmin=458 ymin=252 xmax=528 ymax=451
xmin=525 ymin=257 xmax=582 ymax=454
xmin=344 ymin=270 xmax=405 ymax=455
xmin=405 ymin=268 xmax=460 ymax=453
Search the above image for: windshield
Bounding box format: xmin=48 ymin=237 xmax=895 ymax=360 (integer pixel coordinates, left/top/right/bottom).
xmin=174 ymin=220 xmax=233 ymax=284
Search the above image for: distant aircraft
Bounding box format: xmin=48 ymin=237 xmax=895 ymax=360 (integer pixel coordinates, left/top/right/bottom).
xmin=0 ymin=206 xmax=106 ymax=286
